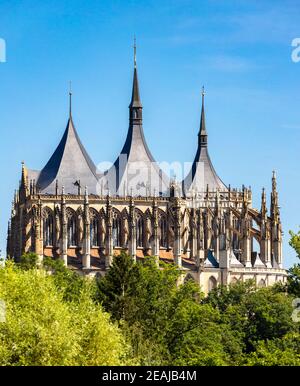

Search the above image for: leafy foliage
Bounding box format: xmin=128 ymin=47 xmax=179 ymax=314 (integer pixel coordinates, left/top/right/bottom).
xmin=96 ymin=252 xmax=300 ymax=366
xmin=290 ymin=229 xmax=300 ymax=258
xmin=0 ymin=261 xmax=128 ymax=366
xmin=1 ymin=240 xmax=300 ymax=366
xmin=287 ymin=229 xmax=300 ymax=297
xmin=17 ymin=252 xmax=39 ymax=270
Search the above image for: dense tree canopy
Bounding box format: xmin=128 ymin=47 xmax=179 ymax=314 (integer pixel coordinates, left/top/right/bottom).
xmin=95 ymin=253 xmax=300 ymax=366
xmin=0 ymin=258 xmax=129 ymax=366
xmin=288 ymin=229 xmax=300 ymax=297
xmin=1 ymin=241 xmax=300 ymax=366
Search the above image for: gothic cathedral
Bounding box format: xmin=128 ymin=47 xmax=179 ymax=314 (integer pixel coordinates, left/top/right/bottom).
xmin=7 ymin=51 xmax=287 ymax=294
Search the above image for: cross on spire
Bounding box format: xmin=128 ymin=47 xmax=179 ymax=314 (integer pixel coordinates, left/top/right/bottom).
xmin=69 ymin=81 xmax=72 ymax=118
xmin=199 ymin=85 xmax=207 ymax=145
xmin=133 ymin=35 xmax=137 ymax=68
xmin=129 ymin=36 xmax=142 ymax=111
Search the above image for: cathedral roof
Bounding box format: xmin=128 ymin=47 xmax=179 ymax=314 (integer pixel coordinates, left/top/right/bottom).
xmin=101 ymin=49 xmax=169 ymax=196
xmin=29 ymin=98 xmax=99 ymax=195
xmin=183 ymin=89 xmax=227 ymax=195
xmin=204 ymin=250 xmax=219 ymax=268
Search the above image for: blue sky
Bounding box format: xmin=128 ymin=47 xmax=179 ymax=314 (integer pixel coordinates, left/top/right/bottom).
xmin=0 ymin=0 xmax=299 ymax=267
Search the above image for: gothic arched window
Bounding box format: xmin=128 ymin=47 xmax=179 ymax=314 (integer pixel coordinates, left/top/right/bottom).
xmin=159 ymin=216 xmax=167 ymax=248
xmin=90 ymin=216 xmax=99 ymax=247
xmin=112 ymin=213 xmax=122 ymax=247
xmin=67 ymin=214 xmax=77 ymax=247
xmin=136 ymin=213 xmax=144 ymax=248
xmin=208 ymin=276 xmax=217 ymax=292
xmin=43 ymin=215 xmax=54 ymax=246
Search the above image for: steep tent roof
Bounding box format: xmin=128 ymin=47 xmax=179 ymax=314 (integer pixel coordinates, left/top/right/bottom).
xmin=183 ymin=89 xmax=227 ymax=195
xmin=29 ymin=98 xmax=99 ymax=195
xmin=102 ymin=48 xmax=169 ymax=196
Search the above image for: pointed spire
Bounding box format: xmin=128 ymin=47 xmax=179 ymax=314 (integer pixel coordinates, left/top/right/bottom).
xmin=129 ymin=37 xmax=142 ymax=111
xmin=20 ymin=161 xmax=28 ymax=200
xmin=271 ymin=170 xmax=279 ymax=222
xmin=21 ymin=161 xmax=26 ymax=186
xmin=69 ymin=81 xmax=72 ymax=118
xmin=134 ymin=35 xmax=137 ymax=69
xmin=261 ymin=187 xmax=267 ymax=219
xmin=198 ymin=86 xmax=207 ymax=147
xmin=272 ymin=170 xmax=277 ymax=192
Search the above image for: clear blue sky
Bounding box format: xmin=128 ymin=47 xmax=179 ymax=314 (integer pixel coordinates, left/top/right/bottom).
xmin=0 ymin=0 xmax=299 ymax=267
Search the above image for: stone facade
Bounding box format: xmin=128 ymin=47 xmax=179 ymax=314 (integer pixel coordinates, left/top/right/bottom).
xmin=7 ymin=51 xmax=287 ymax=294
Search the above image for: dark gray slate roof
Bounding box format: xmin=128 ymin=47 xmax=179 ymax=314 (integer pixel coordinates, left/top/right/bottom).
xmin=29 ymin=116 xmax=99 ymax=195
xmin=183 ymin=93 xmax=227 ymax=194
xmin=204 ymin=250 xmax=219 ymax=268
xmin=101 ymin=64 xmax=169 ymax=196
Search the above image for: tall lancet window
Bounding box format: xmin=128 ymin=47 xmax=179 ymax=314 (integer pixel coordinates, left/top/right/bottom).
xmin=208 ymin=276 xmax=217 ymax=292
xmin=43 ymin=209 xmax=54 ymax=247
xmin=90 ymin=216 xmax=99 ymax=247
xmin=159 ymin=216 xmax=167 ymax=248
xmin=112 ymin=212 xmax=122 ymax=247
xmin=67 ymin=214 xmax=77 ymax=247
xmin=136 ymin=213 xmax=144 ymax=248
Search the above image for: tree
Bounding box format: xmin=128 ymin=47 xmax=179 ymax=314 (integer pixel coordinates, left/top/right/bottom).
xmin=205 ymin=280 xmax=298 ymax=357
xmin=43 ymin=256 xmax=89 ymax=303
xmin=0 ymin=261 xmax=129 ymax=366
xmin=96 ymin=253 xmax=239 ymax=365
xmin=17 ymin=252 xmax=39 ymax=270
xmin=96 ymin=251 xmax=135 ymax=321
xmin=290 ymin=229 xmax=300 ymax=258
xmin=287 ymin=229 xmax=300 ymax=296
xmin=245 ymin=333 xmax=300 ymax=366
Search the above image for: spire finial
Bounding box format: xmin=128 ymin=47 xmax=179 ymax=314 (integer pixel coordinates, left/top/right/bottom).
xmin=198 ymin=85 xmax=207 ymax=146
xmin=69 ymin=81 xmax=72 ymax=117
xmin=133 ymin=35 xmax=137 ymax=68
xmin=272 ymin=170 xmax=277 ymax=190
xmin=261 ymin=187 xmax=267 ymax=216
xmin=21 ymin=161 xmax=27 ymax=190
xmin=129 ymin=37 xmax=142 ymax=112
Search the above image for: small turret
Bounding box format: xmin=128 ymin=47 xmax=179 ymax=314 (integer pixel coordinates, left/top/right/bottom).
xmin=271 ymin=171 xmax=280 ymax=223
xmin=19 ymin=161 xmax=28 ymax=201
xmin=261 ymin=187 xmax=267 ymax=220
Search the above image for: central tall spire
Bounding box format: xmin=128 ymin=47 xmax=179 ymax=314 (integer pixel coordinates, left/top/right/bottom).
xmin=102 ymin=38 xmax=169 ymax=196
xmin=198 ymin=86 xmax=207 ymax=147
xmin=129 ymin=37 xmax=142 ymax=123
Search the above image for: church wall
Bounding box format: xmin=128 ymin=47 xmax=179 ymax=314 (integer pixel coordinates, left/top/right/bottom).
xmin=8 ymin=185 xmax=287 ymax=294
